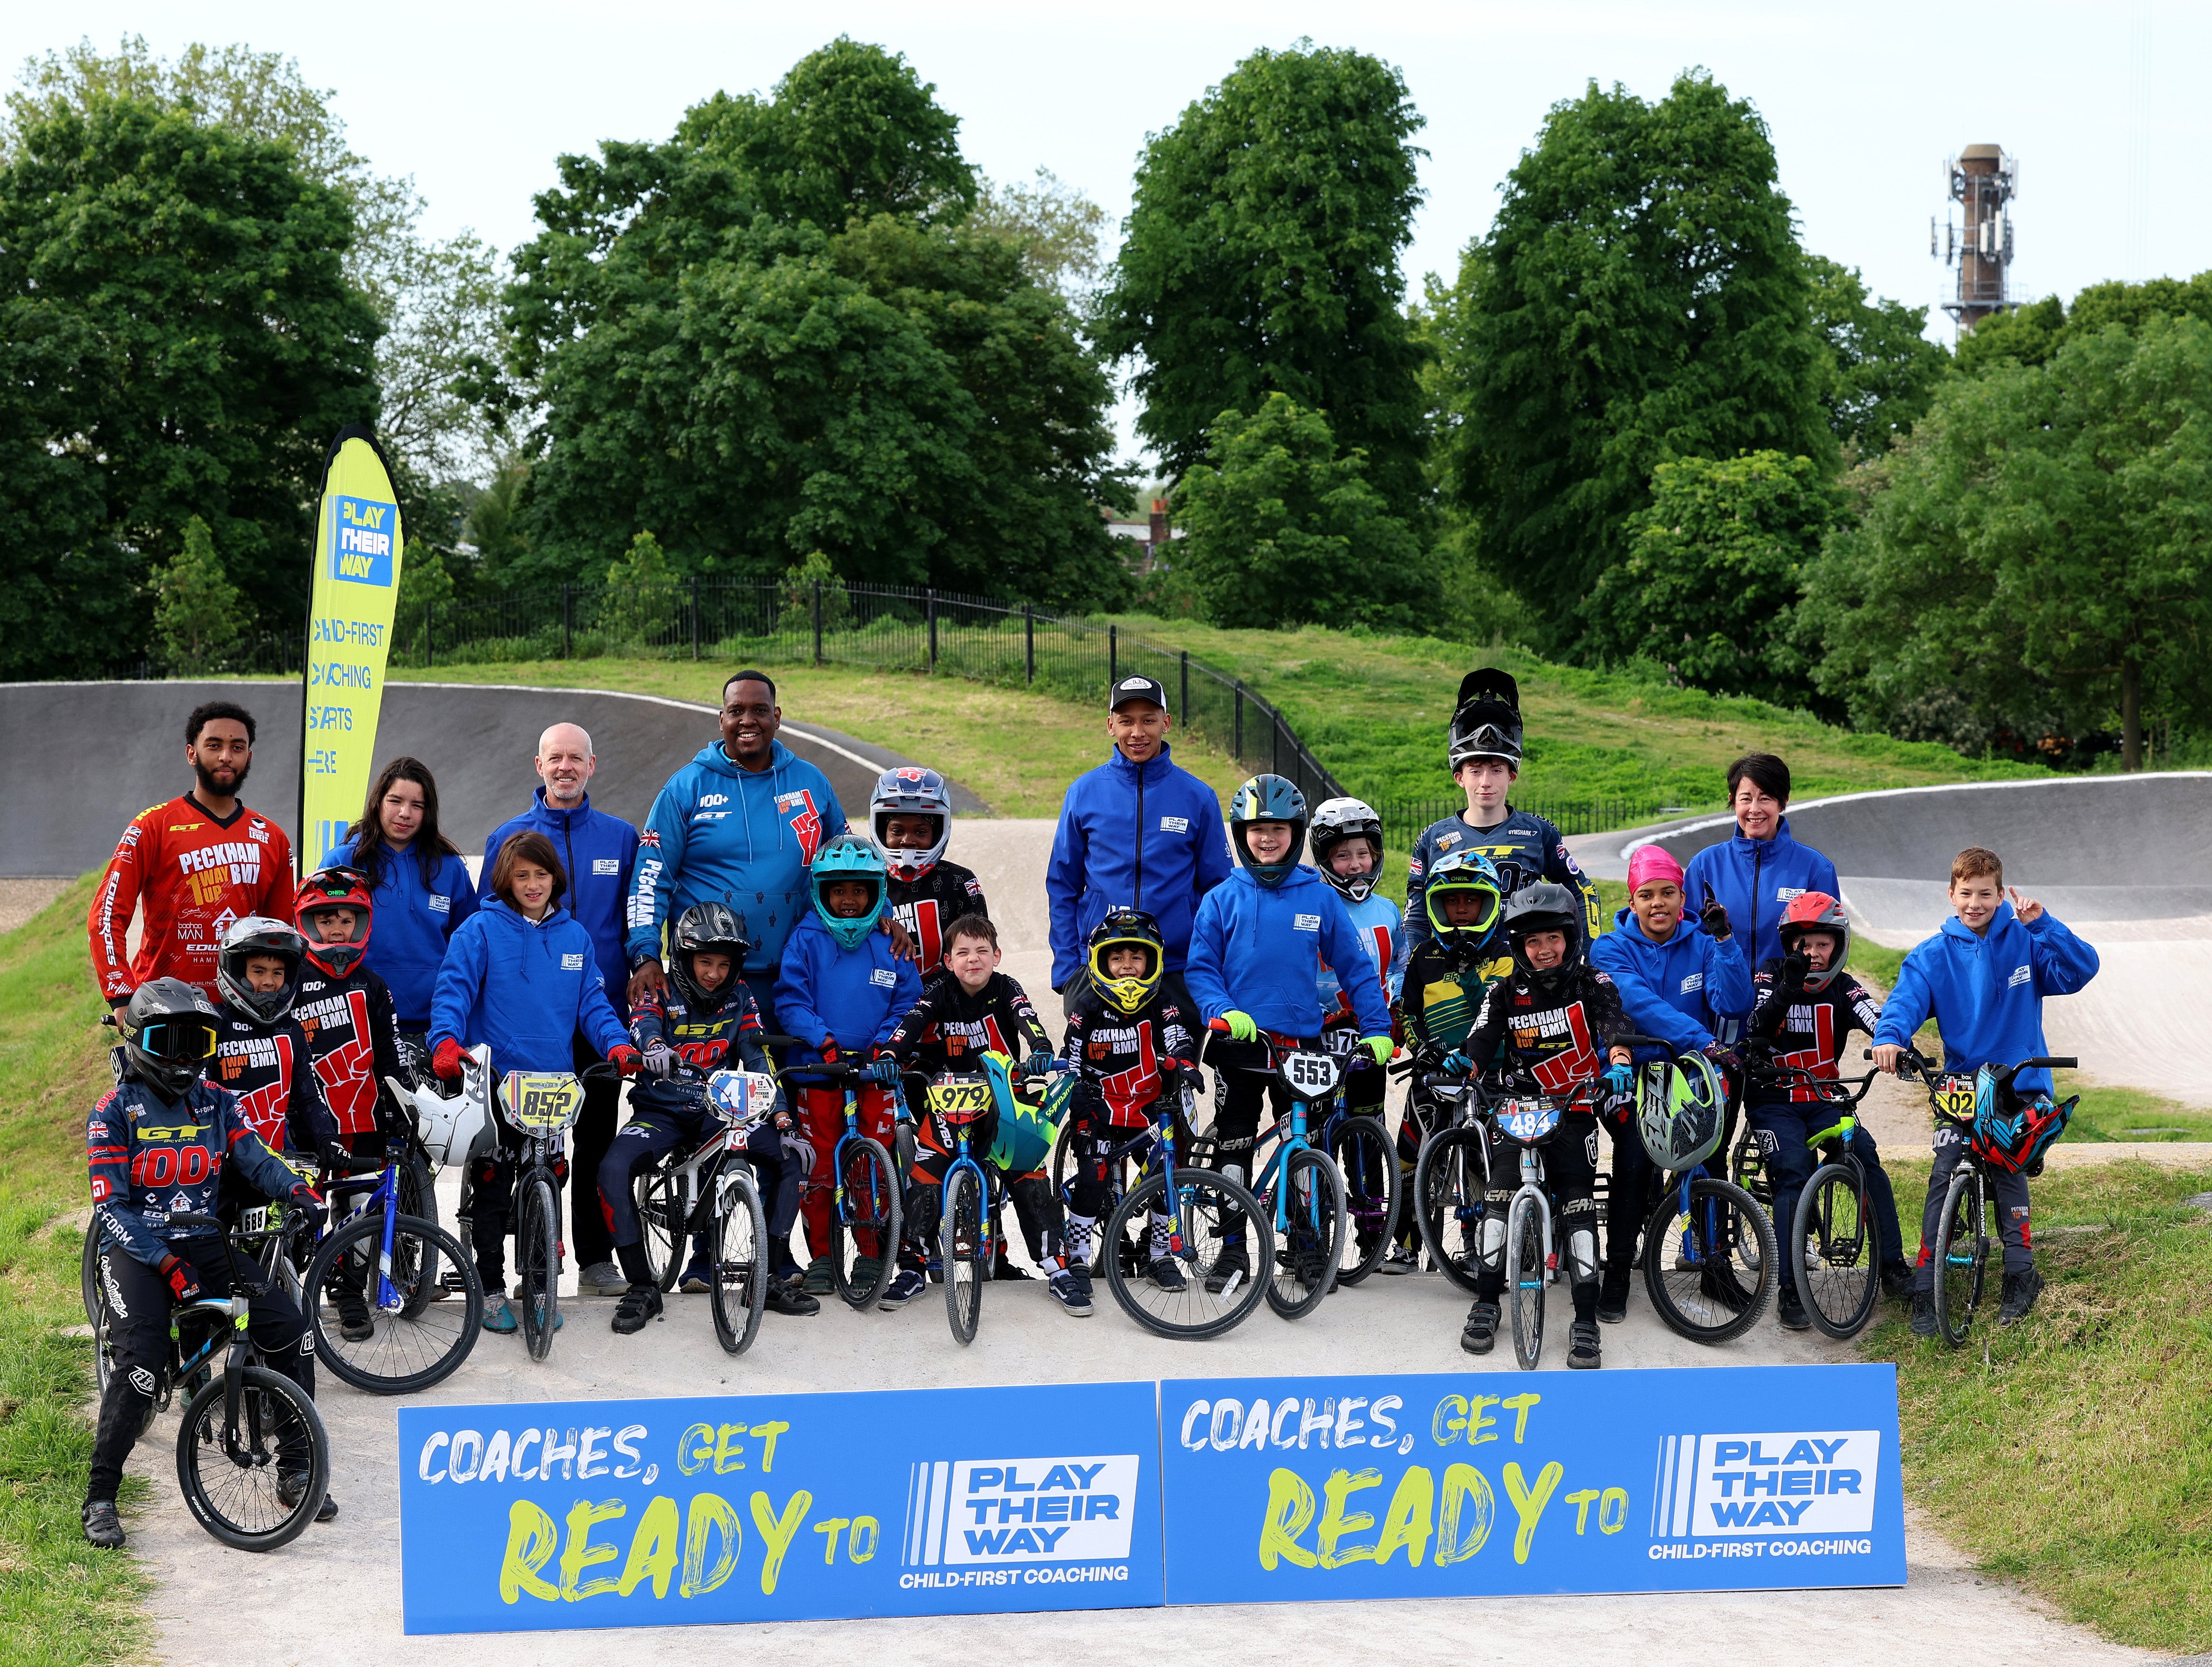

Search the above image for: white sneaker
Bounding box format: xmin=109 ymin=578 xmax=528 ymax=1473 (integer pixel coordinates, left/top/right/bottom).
xmin=577 ymin=1261 xmax=628 ymax=1297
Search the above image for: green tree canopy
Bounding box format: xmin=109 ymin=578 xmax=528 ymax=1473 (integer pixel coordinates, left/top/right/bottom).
xmin=1433 ymin=70 xmax=1834 ymax=655
xmin=1954 ymin=272 xmax=2212 ymax=376
xmin=152 ymin=516 xmax=245 ymax=675
xmin=1805 ymin=255 xmax=1951 ymax=457
xmin=1168 ymin=393 xmax=1429 ymax=630
xmin=1095 ymin=42 xmax=1430 ymax=519
xmin=1800 ymin=315 xmax=2212 ymax=769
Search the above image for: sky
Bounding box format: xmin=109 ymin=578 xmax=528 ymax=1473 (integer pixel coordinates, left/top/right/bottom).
xmin=6 ymin=0 xmax=2201 ymax=468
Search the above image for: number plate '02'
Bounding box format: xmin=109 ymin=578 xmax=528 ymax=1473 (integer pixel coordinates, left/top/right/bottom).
xmin=1278 ymin=1051 xmax=1341 ymax=1100
xmin=1934 ymin=1076 xmax=1978 ymax=1119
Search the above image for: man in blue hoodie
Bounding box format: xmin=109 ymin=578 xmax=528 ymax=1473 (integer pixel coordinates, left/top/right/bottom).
xmin=1047 ymin=675 xmax=1232 ymax=997
xmin=1872 ymin=846 xmax=2099 ymax=1333
xmin=1682 ymin=753 xmax=1841 ymax=978
xmin=1586 ymin=844 xmax=1754 ymax=1321
xmin=483 ymin=721 xmax=641 ymax=1295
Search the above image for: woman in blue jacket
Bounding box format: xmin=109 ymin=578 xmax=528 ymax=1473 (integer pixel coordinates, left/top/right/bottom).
xmin=1681 ymin=752 xmax=1841 ymax=976
xmin=429 ymin=830 xmax=639 ymax=1332
xmin=336 ymin=757 xmax=478 ymax=1042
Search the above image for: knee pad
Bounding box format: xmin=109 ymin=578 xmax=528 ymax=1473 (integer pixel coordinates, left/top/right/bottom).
xmin=1477 ymin=1212 xmax=1506 ymax=1268
xmin=1568 ymin=1227 xmax=1599 ymax=1284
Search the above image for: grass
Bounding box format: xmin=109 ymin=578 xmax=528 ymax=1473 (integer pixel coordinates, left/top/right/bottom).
xmin=385 ymin=660 xmax=1251 ymax=817
xmin=1863 ymin=1158 xmax=2212 ymax=1653
xmin=0 ymin=876 xmax=152 ymax=1664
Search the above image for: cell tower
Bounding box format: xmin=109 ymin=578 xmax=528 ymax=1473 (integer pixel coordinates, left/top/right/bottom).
xmin=1932 ymin=143 xmax=2018 ymax=332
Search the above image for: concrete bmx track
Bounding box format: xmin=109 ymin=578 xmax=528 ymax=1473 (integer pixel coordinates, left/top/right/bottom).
xmin=1 ymin=680 xmax=2203 ymax=1664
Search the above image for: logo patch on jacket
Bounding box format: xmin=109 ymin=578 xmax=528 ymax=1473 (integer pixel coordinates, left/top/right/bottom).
xmin=562 ymin=953 xmax=585 ymax=971
xmin=1294 ymin=914 xmax=1321 ymax=931
xmin=1680 ymin=972 xmax=1704 ymax=994
xmin=592 ymin=858 xmax=620 ymax=875
xmin=2008 ymin=964 xmax=2031 ymax=987
xmin=1159 ymin=816 xmax=1189 ymax=833
xmin=871 ymin=968 xmax=897 ymax=988
xmin=428 ymin=894 xmax=450 ymax=913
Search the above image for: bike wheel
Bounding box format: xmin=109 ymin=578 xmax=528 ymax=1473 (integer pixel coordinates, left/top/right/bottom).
xmin=1641 ymin=1176 xmax=1776 ymax=1344
xmin=829 ymin=1137 xmax=901 ymax=1310
xmin=942 ymin=1166 xmax=986 ymax=1346
xmin=1932 ymin=1170 xmax=1986 ymax=1348
xmin=517 ymin=1175 xmax=561 ymax=1362
xmin=1329 ymin=1116 xmax=1399 ymax=1287
xmin=1795 ymin=1162 xmax=1880 ymax=1339
xmin=1103 ymin=1169 xmax=1273 ymax=1339
xmin=1729 ymin=1126 xmax=1769 ymax=1276
xmin=632 ymin=1162 xmax=684 ymax=1292
xmin=175 ymin=1364 xmax=328 ymax=1553
xmin=307 ymin=1211 xmax=484 ymax=1394
xmin=80 ymin=1226 xmax=102 ymax=1327
xmin=1507 ymin=1192 xmax=1546 ymax=1370
xmin=708 ymin=1162 xmax=769 ymax=1357
xmin=1413 ymin=1129 xmax=1487 ymax=1295
xmin=1263 ymin=1148 xmax=1345 ymax=1320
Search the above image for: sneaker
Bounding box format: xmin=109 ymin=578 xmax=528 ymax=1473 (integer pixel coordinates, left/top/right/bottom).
xmin=850 ymin=1255 xmax=882 ymax=1295
xmin=1597 ymin=1265 xmax=1632 ymax=1325
xmin=991 ymin=1250 xmax=1034 ymax=1282
xmin=1880 ymin=1262 xmax=1916 ymax=1300
xmin=1377 ymin=1242 xmax=1418 ymax=1275
xmin=1567 ymin=1319 xmax=1602 ymax=1370
xmin=1998 ymin=1267 xmax=2045 ymax=1326
xmin=678 ymin=1258 xmax=713 ymax=1295
xmin=801 ymin=1256 xmax=835 ymax=1296
xmin=578 ymin=1261 xmax=628 ymax=1298
xmin=1777 ymin=1282 xmax=1811 ymax=1332
xmin=1909 ymin=1291 xmax=1938 ymax=1337
xmin=765 ymin=1275 xmax=821 ymax=1317
xmin=879 ymin=1268 xmax=927 ymax=1311
xmin=481 ymin=1298 xmax=518 ymax=1334
xmin=612 ymin=1283 xmax=663 ymax=1334
xmin=1047 ymin=1269 xmax=1093 ymax=1317
xmin=1149 ymin=1256 xmax=1190 ymax=1294
xmin=278 ymin=1472 xmax=339 ymax=1522
xmin=1460 ymin=1301 xmax=1499 ymax=1355
xmin=82 ymin=1500 xmax=125 ymax=1550
xmin=1204 ymin=1242 xmax=1250 ymax=1295
xmin=335 ymin=1292 xmax=375 ymax=1343
xmin=1065 ymin=1260 xmax=1094 ymax=1306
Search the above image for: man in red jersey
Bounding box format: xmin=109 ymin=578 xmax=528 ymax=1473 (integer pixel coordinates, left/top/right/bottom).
xmin=88 ymin=700 xmax=295 ymax=1010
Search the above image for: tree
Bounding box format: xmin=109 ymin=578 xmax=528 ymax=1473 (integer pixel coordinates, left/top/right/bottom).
xmin=1586 ymin=451 xmax=1842 ymax=706
xmin=600 ymin=530 xmax=680 ymax=644
xmin=970 ymin=168 xmax=1106 ymax=301
xmin=1799 ymin=315 xmax=2212 ymax=769
xmin=1169 ymin=393 xmax=1430 ymax=630
xmin=1953 ymin=273 xmax=2212 ymax=377
xmin=152 ymin=517 xmax=245 ymax=674
xmin=1434 ymin=71 xmax=1834 ymax=655
xmin=1805 ymin=256 xmax=1950 ymax=457
xmin=1095 ymin=42 xmax=1430 ymax=519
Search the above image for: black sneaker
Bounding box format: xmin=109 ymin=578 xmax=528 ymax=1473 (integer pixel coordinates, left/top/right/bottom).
xmin=1998 ymin=1267 xmax=2045 ymax=1326
xmin=278 ymin=1473 xmax=338 ymax=1522
xmin=82 ymin=1500 xmax=125 ymax=1550
xmin=1880 ymin=1262 xmax=1916 ymax=1300
xmin=1567 ymin=1319 xmax=1602 ymax=1369
xmin=1596 ymin=1265 xmax=1632 ymax=1324
xmin=1204 ymin=1242 xmax=1249 ymax=1295
xmin=611 ymin=1283 xmax=664 ymax=1334
xmin=1460 ymin=1301 xmax=1499 ymax=1355
xmin=991 ymin=1251 xmax=1033 ymax=1282
xmin=336 ymin=1292 xmax=375 ymax=1343
xmin=1777 ymin=1282 xmax=1811 ymax=1332
xmin=1149 ymin=1256 xmax=1189 ymax=1294
xmin=1047 ymin=1269 xmax=1092 ymax=1316
xmin=1378 ymin=1242 xmax=1419 ymax=1275
xmin=879 ymin=1268 xmax=928 ymax=1311
xmin=1909 ymin=1291 xmax=1938 ymax=1337
xmin=765 ymin=1275 xmax=821 ymax=1317
xmin=1066 ymin=1261 xmax=1094 ymax=1305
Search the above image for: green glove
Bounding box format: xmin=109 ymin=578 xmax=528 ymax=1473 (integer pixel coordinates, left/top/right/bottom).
xmin=1360 ymin=1035 xmax=1393 ymax=1069
xmin=1220 ymin=1011 xmax=1259 ymax=1043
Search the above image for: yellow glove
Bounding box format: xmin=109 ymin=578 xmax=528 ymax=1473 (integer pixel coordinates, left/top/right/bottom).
xmin=1220 ymin=1011 xmax=1259 ymax=1043
xmin=1360 ymin=1035 xmax=1393 ymax=1069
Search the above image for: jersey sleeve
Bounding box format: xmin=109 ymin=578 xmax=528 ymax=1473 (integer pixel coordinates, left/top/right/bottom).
xmin=1587 ymin=970 xmax=1630 ymax=1052
xmin=1541 ymin=818 xmax=1604 ymax=941
xmin=1155 ymin=1000 xmax=1196 ymax=1069
xmin=1044 ymin=797 xmax=1090 ymax=994
xmin=365 ymin=972 xmax=404 ymax=1126
xmin=882 ymin=980 xmax=949 ymax=1061
xmin=626 ymin=785 xmax=690 ymax=963
xmin=256 ymin=824 xmax=297 ymax=927
xmin=1835 ymin=972 xmax=1884 ymax=1042
xmin=1463 ymin=981 xmax=1511 ymax=1070
xmin=1745 ymin=960 xmax=1791 ymax=1039
xmin=87 ymin=1088 xmax=164 ymax=1266
xmin=1003 ymin=978 xmax=1055 ymax=1056
xmin=87 ymin=807 xmax=157 ymax=1003
xmin=629 ymin=985 xmax=672 ymax=1047
xmin=283 ymin=1022 xmax=341 ymax=1154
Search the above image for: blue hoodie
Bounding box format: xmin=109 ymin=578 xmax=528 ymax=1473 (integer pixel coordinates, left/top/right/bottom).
xmin=628 ymin=740 xmax=849 ymax=979
xmin=774 ymin=912 xmax=924 ymax=1069
xmin=1588 ymin=907 xmax=1754 ymax=1062
xmin=1871 ymin=902 xmax=2099 ymax=1097
xmin=1047 ymin=742 xmax=1231 ymax=991
xmin=332 ymin=837 xmax=479 ymax=1030
xmin=428 ymin=898 xmax=630 ymax=1083
xmin=483 ymin=791 xmax=638 ymax=1006
xmin=1681 ymin=816 xmax=1840 ymax=973
xmin=1184 ymin=866 xmax=1392 ymax=1040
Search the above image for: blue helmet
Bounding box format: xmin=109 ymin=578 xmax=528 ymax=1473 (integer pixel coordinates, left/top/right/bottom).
xmin=1228 ymin=774 xmax=1308 ymax=888
xmin=809 ymin=833 xmax=888 ymax=948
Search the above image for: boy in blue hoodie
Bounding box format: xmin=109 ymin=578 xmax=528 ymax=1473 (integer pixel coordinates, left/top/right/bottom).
xmin=1184 ymin=776 xmax=1393 ymax=1291
xmin=1586 ymin=844 xmax=1753 ymax=1320
xmin=1872 ymin=846 xmax=2099 ymax=1332
xmin=775 ymin=834 xmax=924 ymax=1300
xmin=1682 ymin=753 xmax=1841 ymax=977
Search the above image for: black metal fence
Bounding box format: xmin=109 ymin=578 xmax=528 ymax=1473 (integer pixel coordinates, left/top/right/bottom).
xmin=1365 ymin=795 xmax=1686 ymax=852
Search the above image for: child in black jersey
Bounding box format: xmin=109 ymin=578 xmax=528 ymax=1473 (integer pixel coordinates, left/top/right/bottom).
xmin=872 ymin=767 xmax=988 ymax=971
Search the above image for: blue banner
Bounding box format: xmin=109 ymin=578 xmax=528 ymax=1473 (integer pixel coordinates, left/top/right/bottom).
xmin=1159 ymin=1364 xmax=1903 ymax=1604
xmin=398 ymin=1382 xmax=1162 ymax=1634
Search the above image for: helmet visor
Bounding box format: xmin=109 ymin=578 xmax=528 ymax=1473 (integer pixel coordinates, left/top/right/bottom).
xmin=1425 ymin=878 xmax=1503 ymax=939
xmin=138 ymin=1016 xmax=219 ymax=1066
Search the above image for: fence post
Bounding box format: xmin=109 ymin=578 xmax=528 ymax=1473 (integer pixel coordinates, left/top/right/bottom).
xmin=1270 ymin=711 xmax=1281 ymax=777
xmin=813 ymin=579 xmax=823 ymax=667
xmin=1108 ymin=624 xmax=1118 ymax=685
xmin=1024 ymin=606 xmax=1035 ymax=684
xmin=562 ymin=585 xmax=572 ymax=659
xmin=425 ymin=600 xmax=436 ymax=670
xmin=1179 ymin=650 xmax=1189 ymax=723
xmin=928 ymin=588 xmax=938 ymax=672
xmin=1234 ymin=680 xmax=1244 ymax=758
xmin=691 ymin=575 xmax=701 ymax=662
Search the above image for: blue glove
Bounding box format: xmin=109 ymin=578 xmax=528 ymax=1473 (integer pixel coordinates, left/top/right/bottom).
xmin=1441 ymin=1051 xmax=1475 ymax=1077
xmin=1603 ymin=1062 xmax=1635 ymax=1097
xmin=861 ymin=1057 xmax=902 ymax=1086
xmin=1021 ymin=1051 xmax=1056 ymax=1077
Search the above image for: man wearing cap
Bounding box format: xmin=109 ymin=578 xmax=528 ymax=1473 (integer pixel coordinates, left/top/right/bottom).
xmin=1046 ymin=676 xmax=1231 ymax=996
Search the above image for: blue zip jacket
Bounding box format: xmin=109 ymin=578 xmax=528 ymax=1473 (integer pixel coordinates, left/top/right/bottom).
xmin=1319 ymin=886 xmax=1408 ymax=1016
xmin=774 ymin=912 xmax=924 ymax=1068
xmin=332 ymin=836 xmax=479 ymax=1031
xmin=1184 ymin=866 xmax=1392 ymax=1040
xmin=428 ymin=898 xmax=630 ymax=1084
xmin=628 ymin=741 xmax=849 ymax=979
xmin=1588 ymin=907 xmax=1753 ymax=1061
xmin=1047 ymin=743 xmax=1231 ymax=991
xmin=483 ymin=791 xmax=638 ymax=1006
xmin=1871 ymin=903 xmax=2099 ymax=1097
xmin=1681 ymin=816 xmax=1840 ymax=974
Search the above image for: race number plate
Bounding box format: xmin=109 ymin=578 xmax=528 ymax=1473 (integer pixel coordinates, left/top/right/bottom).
xmin=1278 ymin=1050 xmax=1342 ymax=1101
xmin=1934 ymin=1076 xmax=1978 ymax=1120
xmin=501 ymin=1071 xmax=585 ymax=1133
xmin=705 ymin=1069 xmax=781 ymax=1127
xmin=927 ymin=1076 xmax=996 ymax=1125
xmin=238 ymin=1204 xmax=274 ymax=1235
xmin=1498 ymin=1097 xmax=1563 ymax=1142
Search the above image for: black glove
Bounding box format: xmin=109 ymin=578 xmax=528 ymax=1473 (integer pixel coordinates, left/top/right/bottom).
xmin=315 ymin=1140 xmax=351 ymax=1175
xmin=1701 ymin=1039 xmax=1742 ymax=1073
xmin=1699 ymin=889 xmax=1732 ymax=941
xmin=159 ymin=1253 xmax=202 ymax=1304
xmin=290 ymin=1189 xmax=329 ymax=1237
xmin=1781 ymin=951 xmax=1811 ymax=988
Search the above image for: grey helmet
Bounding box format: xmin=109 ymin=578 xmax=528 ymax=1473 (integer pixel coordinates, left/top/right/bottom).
xmin=1310 ymin=797 xmax=1384 ymax=904
xmin=1503 ymin=880 xmax=1582 ymax=990
xmin=214 ymin=915 xmax=306 ymax=1025
xmin=119 ymin=977 xmax=223 ymax=1099
xmin=670 ymin=901 xmax=752 ymax=1010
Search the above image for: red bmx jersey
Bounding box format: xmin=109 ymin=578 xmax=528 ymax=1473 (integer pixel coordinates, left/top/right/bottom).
xmin=88 ymin=796 xmax=294 ymax=1002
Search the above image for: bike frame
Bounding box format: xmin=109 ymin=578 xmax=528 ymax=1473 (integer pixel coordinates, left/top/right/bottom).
xmin=1242 ymin=1032 xmax=1339 ymax=1248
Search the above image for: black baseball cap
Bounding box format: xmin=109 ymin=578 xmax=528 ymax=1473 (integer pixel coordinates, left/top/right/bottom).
xmin=1109 ymin=675 xmax=1169 ymax=712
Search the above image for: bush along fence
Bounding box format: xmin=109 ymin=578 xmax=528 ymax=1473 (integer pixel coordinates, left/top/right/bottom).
xmin=235 ymin=575 xmax=1678 ymax=836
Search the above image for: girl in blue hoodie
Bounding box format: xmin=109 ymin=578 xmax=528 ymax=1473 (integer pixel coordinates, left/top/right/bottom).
xmin=335 ymin=757 xmax=478 ymax=1040
xmin=429 ymin=831 xmax=639 ymax=1332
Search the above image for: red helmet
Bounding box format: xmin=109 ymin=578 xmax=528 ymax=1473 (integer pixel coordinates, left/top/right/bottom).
xmin=296 ymin=866 xmax=374 ymax=979
xmin=1777 ymin=891 xmax=1850 ymax=990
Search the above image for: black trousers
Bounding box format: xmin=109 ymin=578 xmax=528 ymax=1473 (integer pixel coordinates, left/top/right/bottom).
xmin=599 ymin=1109 xmax=805 ymax=1272
xmin=569 ymin=1030 xmax=619 ymax=1267
xmin=472 ymin=1127 xmax=567 ymax=1292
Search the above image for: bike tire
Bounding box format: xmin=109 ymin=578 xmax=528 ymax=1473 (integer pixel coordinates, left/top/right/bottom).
xmin=1795 ymin=1162 xmax=1880 ymax=1340
xmin=708 ymin=1162 xmax=769 ymax=1357
xmin=1413 ymin=1128 xmax=1488 ymax=1295
xmin=1263 ymin=1148 xmax=1345 ymax=1320
xmin=517 ymin=1175 xmax=561 ymax=1362
xmin=1729 ymin=1126 xmax=1770 ymax=1276
xmin=943 ymin=1166 xmax=986 ymax=1346
xmin=79 ymin=1225 xmax=101 ymax=1328
xmin=306 ymin=1211 xmax=484 ymax=1394
xmin=1507 ymin=1191 xmax=1545 ymax=1371
xmin=829 ymin=1137 xmax=901 ymax=1311
xmin=1641 ymin=1175 xmax=1776 ymax=1344
xmin=1329 ymin=1115 xmax=1399 ymax=1287
xmin=1932 ymin=1169 xmax=1984 ymax=1348
xmin=633 ymin=1162 xmax=684 ymax=1293
xmin=175 ymin=1364 xmax=328 ymax=1553
xmin=1103 ymin=1169 xmax=1272 ymax=1340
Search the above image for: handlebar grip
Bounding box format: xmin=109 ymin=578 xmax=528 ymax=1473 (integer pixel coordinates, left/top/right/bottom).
xmin=1617 ymin=1033 xmax=1666 ymax=1050
xmin=2022 ymin=1056 xmax=2078 ymax=1071
xmin=1207 ymin=1018 xmax=1230 ymax=1033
